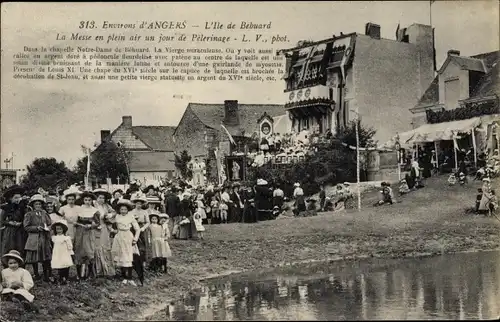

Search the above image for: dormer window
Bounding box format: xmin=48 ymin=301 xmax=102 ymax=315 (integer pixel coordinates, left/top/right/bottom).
xmin=444 ymin=77 xmax=460 ymax=110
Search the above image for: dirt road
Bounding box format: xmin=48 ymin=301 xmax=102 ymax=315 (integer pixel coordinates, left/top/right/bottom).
xmin=2 ymin=176 xmax=499 ymax=321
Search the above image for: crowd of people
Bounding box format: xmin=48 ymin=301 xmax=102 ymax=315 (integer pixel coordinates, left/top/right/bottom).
xmin=0 ymin=176 xmax=292 ymax=309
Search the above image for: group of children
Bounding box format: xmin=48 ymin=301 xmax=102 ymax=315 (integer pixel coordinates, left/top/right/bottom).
xmin=0 ymin=185 xmax=175 ymax=308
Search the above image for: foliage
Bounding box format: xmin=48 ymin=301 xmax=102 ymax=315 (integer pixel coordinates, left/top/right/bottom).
xmin=72 ymin=141 xmax=129 ymax=184
xmin=335 ymin=119 xmax=377 ymax=148
xmin=20 ymin=157 xmax=73 ymax=194
xmin=426 ymin=100 xmax=499 ymax=124
xmin=174 ymin=150 xmax=193 ymax=180
xmin=246 ymin=121 xmax=376 ymax=197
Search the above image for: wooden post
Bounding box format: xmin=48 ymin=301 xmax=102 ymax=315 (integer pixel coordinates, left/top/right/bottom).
xmin=471 ymin=128 xmax=477 ymax=169
xmin=434 ymin=141 xmax=439 ymax=171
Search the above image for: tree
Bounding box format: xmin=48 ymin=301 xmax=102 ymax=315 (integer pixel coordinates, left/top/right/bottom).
xmin=72 ymin=141 xmax=129 ymax=184
xmin=335 ymin=120 xmax=377 ymax=148
xmin=20 ymin=157 xmax=73 ymax=194
xmin=174 ymin=150 xmax=192 ymax=180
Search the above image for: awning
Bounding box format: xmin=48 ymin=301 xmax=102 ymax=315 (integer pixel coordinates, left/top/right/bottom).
xmin=379 ymin=117 xmax=482 ymax=149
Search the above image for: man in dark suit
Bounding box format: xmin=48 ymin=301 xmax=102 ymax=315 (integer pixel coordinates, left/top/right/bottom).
xmin=164 ymin=187 xmax=181 ymax=234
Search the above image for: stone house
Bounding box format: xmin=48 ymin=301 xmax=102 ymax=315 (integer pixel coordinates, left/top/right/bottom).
xmin=173 ymin=100 xmax=284 ymax=159
xmin=97 ymin=116 xmax=177 ymax=183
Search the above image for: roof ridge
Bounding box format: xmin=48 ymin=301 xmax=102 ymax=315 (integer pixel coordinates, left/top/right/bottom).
xmin=189 ymin=102 xmax=283 ymax=106
xmin=132 ymin=125 xmax=176 ymax=128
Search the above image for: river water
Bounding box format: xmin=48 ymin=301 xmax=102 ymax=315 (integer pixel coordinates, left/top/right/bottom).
xmin=157 ymin=251 xmax=500 ymax=320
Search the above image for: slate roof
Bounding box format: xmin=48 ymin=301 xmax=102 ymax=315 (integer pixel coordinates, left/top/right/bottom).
xmin=449 ymin=56 xmax=487 ymax=73
xmin=416 ymin=50 xmax=499 ymax=107
xmin=187 ymin=103 xmax=285 ymax=137
xmin=128 ymin=151 xmax=176 ymax=172
xmin=469 ymin=51 xmax=500 ymax=99
xmin=131 ymin=126 xmax=176 ymax=151
xmin=416 ymin=75 xmax=440 ymax=106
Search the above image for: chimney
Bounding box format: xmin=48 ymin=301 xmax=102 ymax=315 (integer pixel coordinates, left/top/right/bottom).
xmin=223 ymin=100 xmax=240 ymax=126
xmin=447 ymin=49 xmax=461 ymax=57
xmin=122 ymin=116 xmax=132 ymax=128
xmin=365 ymin=22 xmax=381 ymax=40
xmin=100 ymin=130 xmax=111 ymax=143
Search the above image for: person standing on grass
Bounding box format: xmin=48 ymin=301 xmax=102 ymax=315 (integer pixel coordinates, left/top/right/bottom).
xmin=73 ymin=191 xmax=100 ymax=280
xmin=255 ymin=179 xmax=273 ymax=221
xmin=165 ymin=187 xmax=181 ymax=235
xmin=129 ymin=193 xmax=150 ymax=269
xmin=220 ymin=186 xmax=231 ymax=224
xmin=0 ymin=185 xmax=28 ymax=260
xmin=92 ymin=188 xmax=116 ymax=278
xmin=293 ymin=182 xmax=306 ymax=216
xmin=111 ymin=199 xmax=141 ymax=286
xmin=23 ymin=194 xmax=53 ymax=282
xmin=50 ymin=220 xmax=74 ymax=284
xmin=318 ymin=184 xmax=326 ymax=212
xmin=273 ymin=184 xmax=285 ymax=211
xmin=230 ymin=184 xmax=243 ymax=223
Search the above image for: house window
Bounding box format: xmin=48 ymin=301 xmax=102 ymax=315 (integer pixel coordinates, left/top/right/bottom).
xmin=302 ymin=118 xmax=309 ymax=130
xmin=444 ymin=79 xmax=460 ymax=110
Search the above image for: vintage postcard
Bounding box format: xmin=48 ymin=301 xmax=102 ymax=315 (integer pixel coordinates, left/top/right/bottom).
xmin=0 ymin=1 xmax=499 ymax=321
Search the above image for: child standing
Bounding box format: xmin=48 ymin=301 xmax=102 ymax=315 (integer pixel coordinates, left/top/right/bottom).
xmin=193 ymin=210 xmax=205 ymax=240
xmin=220 ymin=200 xmax=228 ymax=224
xmin=1 ymin=250 xmax=35 ymax=304
xmin=159 ymin=214 xmax=171 ymax=273
xmin=51 ymin=220 xmax=74 ymax=284
xmin=210 ymin=196 xmax=219 ymax=225
xmin=23 ymin=194 xmax=53 ymax=282
xmin=149 ymin=213 xmax=172 ymax=273
xmin=111 ymin=199 xmax=141 ymax=286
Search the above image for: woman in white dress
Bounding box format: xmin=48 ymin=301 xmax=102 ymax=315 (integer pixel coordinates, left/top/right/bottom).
xmin=58 ymin=186 xmax=82 ymax=242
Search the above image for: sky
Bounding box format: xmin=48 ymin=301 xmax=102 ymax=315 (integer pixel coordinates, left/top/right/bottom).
xmin=1 ymin=1 xmax=499 ymax=170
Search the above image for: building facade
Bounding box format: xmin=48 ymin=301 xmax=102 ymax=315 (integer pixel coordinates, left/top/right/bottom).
xmin=98 ymin=116 xmax=177 ymax=183
xmin=173 ymin=100 xmax=284 ymax=159
xmin=280 ymin=22 xmax=435 ymax=144
xmin=410 ymin=50 xmax=499 ymax=152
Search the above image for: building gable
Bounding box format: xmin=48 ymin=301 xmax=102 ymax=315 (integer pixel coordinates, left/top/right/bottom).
xmin=110 ymin=125 xmax=149 ymax=150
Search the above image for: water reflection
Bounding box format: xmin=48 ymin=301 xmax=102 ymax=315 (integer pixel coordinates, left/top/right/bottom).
xmin=163 ymin=251 xmax=500 ymax=321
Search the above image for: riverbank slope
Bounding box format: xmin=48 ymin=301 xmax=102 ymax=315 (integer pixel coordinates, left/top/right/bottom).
xmin=1 ymin=176 xmax=499 ymax=322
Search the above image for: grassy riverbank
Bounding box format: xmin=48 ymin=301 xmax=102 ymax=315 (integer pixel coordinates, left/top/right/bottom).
xmin=2 ymin=176 xmax=499 ymax=322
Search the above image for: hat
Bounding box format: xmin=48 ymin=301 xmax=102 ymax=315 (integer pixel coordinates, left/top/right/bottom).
xmin=2 ymin=185 xmax=25 ymax=200
xmin=51 ymin=220 xmax=69 ymax=234
xmin=232 ymin=182 xmax=241 ymax=187
xmin=483 ymin=177 xmax=491 ymax=182
xmin=343 ymin=182 xmax=350 ymax=186
xmin=143 ymin=185 xmax=157 ymax=193
xmin=131 ymin=192 xmax=148 ymax=204
xmin=112 ymin=189 xmax=123 ymax=196
xmin=257 ymin=179 xmax=268 ymax=186
xmin=294 ymin=183 xmax=300 ymax=187
xmin=149 ymin=212 xmax=160 ymax=221
xmin=2 ymin=250 xmax=24 ymax=265
xmin=116 ymin=198 xmax=134 ymax=211
xmin=93 ymin=188 xmax=111 ymax=199
xmin=80 ymin=191 xmax=96 ymax=200
xmin=146 ymin=196 xmax=161 ymax=204
xmin=129 ymin=179 xmax=138 ymax=185
xmin=29 ymin=194 xmax=46 ymax=206
xmin=63 ymin=186 xmax=82 ymax=198
xmin=159 ymin=213 xmax=169 ymax=220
